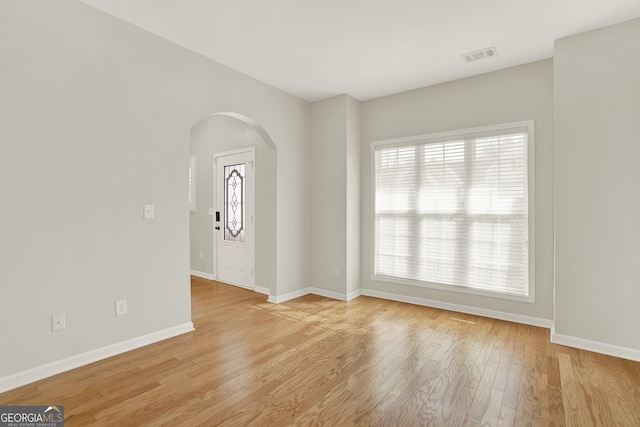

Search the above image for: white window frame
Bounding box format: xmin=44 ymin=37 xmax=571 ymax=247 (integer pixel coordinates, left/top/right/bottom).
xmin=370 ymin=121 xmax=535 ymax=303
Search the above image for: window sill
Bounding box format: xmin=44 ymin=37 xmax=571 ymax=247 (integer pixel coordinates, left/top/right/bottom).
xmin=371 ymin=273 xmax=535 ymax=304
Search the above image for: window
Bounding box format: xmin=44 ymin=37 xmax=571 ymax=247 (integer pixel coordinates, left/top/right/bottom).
xmin=372 ymin=121 xmax=533 ymax=301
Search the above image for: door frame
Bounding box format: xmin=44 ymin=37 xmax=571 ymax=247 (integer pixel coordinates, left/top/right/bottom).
xmin=212 ymin=146 xmax=256 ymax=289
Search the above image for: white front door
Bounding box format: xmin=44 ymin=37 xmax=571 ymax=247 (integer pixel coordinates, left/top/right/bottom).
xmin=214 ymin=148 xmax=255 ymax=288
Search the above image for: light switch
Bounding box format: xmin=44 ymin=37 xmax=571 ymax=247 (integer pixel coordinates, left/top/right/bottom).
xmin=144 ymin=204 xmax=155 ymax=219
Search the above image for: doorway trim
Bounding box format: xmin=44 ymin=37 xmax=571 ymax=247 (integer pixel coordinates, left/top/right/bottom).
xmin=210 ymin=112 xmax=276 ymax=150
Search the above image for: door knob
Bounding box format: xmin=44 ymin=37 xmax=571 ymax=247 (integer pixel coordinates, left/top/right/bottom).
xmin=215 ymin=226 xmax=220 ymax=230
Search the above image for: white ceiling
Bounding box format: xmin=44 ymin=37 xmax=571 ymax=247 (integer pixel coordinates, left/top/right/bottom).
xmin=78 ymin=0 xmax=640 ymax=102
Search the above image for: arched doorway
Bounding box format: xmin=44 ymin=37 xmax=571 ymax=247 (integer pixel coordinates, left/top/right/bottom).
xmin=189 ymin=112 xmax=277 ymax=296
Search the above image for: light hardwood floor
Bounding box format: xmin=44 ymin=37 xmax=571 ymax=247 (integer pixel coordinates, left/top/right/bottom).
xmin=2 ymin=276 xmax=640 ymax=426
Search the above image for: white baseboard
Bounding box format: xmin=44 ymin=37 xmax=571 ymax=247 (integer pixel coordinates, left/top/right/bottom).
xmin=255 ymin=286 xmax=270 ymax=296
xmin=190 ymin=269 xmax=214 ymax=280
xmin=551 ymin=330 xmax=640 ymax=362
xmin=265 ymin=287 xmax=550 ymax=329
xmin=0 ymin=322 xmax=194 ymax=393
xmin=268 ymin=288 xmax=311 ymax=303
xmin=309 ymin=287 xmax=362 ymax=302
xmin=310 ymin=287 xmax=349 ymax=301
xmin=267 ymin=287 xmax=358 ymax=303
xmin=361 ymin=289 xmax=552 ymax=329
xmin=346 ymin=289 xmax=362 ymax=301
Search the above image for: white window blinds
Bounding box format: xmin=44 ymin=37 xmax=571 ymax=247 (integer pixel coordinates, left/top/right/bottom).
xmin=373 ymin=123 xmax=531 ymax=298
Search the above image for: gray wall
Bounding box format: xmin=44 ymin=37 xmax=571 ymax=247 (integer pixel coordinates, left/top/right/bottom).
xmin=346 ymin=96 xmax=361 ymax=295
xmin=360 ymin=60 xmax=555 ymax=322
xmin=310 ymin=95 xmax=361 ymax=298
xmin=311 ymin=96 xmax=348 ymax=294
xmin=0 ymin=0 xmax=309 ymax=379
xmin=554 ymin=18 xmax=640 ymax=350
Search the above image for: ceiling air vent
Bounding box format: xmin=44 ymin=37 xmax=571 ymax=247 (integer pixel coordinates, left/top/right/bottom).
xmin=463 ymin=46 xmax=497 ymax=63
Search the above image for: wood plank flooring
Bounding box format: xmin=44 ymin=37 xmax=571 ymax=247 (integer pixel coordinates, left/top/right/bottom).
xmin=1 ymin=276 xmax=640 ymax=426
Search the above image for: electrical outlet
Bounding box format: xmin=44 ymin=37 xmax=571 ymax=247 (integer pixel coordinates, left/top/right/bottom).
xmin=115 ymin=299 xmax=127 ymax=316
xmin=332 ymin=266 xmax=339 ymax=277
xmin=52 ymin=313 xmax=65 ymax=331
xmin=199 ymin=251 xmax=204 ymax=260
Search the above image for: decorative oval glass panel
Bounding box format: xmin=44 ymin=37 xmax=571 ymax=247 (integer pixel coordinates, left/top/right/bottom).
xmin=224 ymin=163 xmax=245 ymax=242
